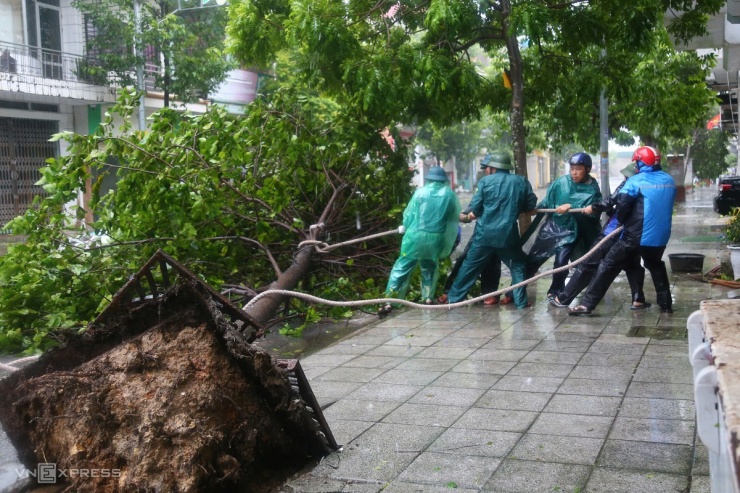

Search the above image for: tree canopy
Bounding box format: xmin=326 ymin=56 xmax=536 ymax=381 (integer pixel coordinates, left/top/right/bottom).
xmin=691 ymin=128 xmax=732 ymax=180
xmin=227 ymin=0 xmax=724 ymax=170
xmin=76 ymin=0 xmax=233 ymax=105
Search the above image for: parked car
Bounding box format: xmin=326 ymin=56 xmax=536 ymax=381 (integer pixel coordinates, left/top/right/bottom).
xmin=714 ymin=176 xmax=740 ymax=215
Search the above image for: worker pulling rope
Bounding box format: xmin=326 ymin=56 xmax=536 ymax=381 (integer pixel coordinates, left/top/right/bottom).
xmin=246 ymin=216 xmax=621 ymax=311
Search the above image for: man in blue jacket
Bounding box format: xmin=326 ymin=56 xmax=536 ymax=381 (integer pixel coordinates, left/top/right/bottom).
xmin=550 ymin=163 xmax=645 ymax=309
xmin=569 ymin=146 xmax=676 ymax=315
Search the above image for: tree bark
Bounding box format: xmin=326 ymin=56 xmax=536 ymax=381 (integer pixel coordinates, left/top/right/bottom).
xmin=164 ymin=53 xmax=171 ymax=108
xmin=501 ymin=0 xmax=532 ymax=234
xmin=502 ymin=0 xmax=527 ymax=180
xmin=245 ymin=245 xmax=315 ymax=324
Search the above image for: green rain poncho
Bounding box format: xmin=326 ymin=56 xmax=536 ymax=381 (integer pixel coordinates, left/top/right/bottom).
xmin=399 ymin=181 xmax=461 ymax=260
xmin=385 ymin=180 xmax=461 ymax=301
xmin=523 ymin=174 xmax=602 ymax=260
xmin=469 ymin=171 xmax=538 ymax=253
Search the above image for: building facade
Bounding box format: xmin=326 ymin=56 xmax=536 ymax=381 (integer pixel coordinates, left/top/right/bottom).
xmin=0 ymin=0 xmax=256 ymax=232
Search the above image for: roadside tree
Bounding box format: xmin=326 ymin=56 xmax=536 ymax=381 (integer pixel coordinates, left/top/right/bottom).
xmin=227 ymin=0 xmax=723 ymax=174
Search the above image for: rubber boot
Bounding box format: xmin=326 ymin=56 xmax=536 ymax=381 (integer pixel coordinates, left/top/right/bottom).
xmin=650 ymin=264 xmax=673 ymax=313
xmin=627 ymin=265 xmax=646 ymax=304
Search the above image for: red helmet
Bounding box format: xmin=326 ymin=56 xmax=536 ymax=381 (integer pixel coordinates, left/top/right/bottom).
xmin=632 ymin=146 xmax=661 ymax=166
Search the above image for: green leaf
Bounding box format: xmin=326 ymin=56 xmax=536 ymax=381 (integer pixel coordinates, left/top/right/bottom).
xmin=49 ymin=131 xmax=74 ymax=142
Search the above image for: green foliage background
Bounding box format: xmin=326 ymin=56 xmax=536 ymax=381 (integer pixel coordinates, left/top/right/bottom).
xmin=691 ymin=128 xmax=732 ymax=180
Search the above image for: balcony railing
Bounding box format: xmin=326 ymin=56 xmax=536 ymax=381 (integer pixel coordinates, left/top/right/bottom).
xmin=0 ymin=40 xmax=114 ymax=86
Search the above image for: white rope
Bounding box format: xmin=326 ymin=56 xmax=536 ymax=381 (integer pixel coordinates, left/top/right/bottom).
xmin=298 ymin=228 xmax=402 ymax=253
xmin=0 ymin=355 xmax=39 ymax=373
xmin=298 ymin=209 xmax=588 ymax=253
xmin=245 ymin=226 xmax=623 ymax=311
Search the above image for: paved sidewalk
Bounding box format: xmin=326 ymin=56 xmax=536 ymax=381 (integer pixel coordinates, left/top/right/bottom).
xmin=284 ymin=186 xmax=728 ymax=493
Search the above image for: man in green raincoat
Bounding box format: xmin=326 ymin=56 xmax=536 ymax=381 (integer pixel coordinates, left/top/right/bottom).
xmin=523 ymin=152 xmax=602 ymax=302
xmin=446 ymin=153 xmax=538 ymax=309
xmin=378 ymin=166 xmax=461 ymax=317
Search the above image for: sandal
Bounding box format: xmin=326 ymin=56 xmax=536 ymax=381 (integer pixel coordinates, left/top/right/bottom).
xmin=548 ymin=295 xmax=568 ymax=308
xmin=568 ymin=305 xmax=592 ymax=316
xmin=483 ymin=296 xmax=499 ymax=306
xmin=377 ymin=304 xmax=393 ymax=318
xmin=630 ymin=302 xmax=652 ymax=311
xmin=425 ymin=299 xmax=435 ymax=305
xmin=499 ymin=295 xmax=514 ymax=305
xmin=437 ymin=293 xmax=448 ymax=304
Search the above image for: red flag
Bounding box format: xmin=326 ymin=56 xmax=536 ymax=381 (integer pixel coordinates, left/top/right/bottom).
xmin=707 ymin=113 xmax=721 ymax=130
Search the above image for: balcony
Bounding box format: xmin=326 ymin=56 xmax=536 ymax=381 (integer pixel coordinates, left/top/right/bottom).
xmin=0 ymin=40 xmax=115 ymax=86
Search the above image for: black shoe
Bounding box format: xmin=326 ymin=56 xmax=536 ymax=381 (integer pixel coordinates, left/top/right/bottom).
xmin=631 ymin=302 xmax=652 ymax=311
xmin=378 ymin=304 xmax=393 ymax=318
xmin=660 ymin=306 xmax=673 ymax=314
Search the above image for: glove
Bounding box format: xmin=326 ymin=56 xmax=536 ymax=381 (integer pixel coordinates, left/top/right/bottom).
xmin=398 ymin=225 xmax=406 ymax=234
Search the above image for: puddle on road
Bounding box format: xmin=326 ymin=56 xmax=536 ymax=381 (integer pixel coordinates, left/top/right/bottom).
xmin=627 ymin=326 xmax=688 ymax=340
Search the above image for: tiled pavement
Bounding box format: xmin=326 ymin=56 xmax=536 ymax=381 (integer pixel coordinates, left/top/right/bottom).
xmin=284 ymin=186 xmax=729 ymax=493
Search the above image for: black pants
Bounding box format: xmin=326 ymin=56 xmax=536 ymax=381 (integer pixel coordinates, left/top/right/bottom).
xmin=581 ymin=240 xmax=671 ymax=311
xmin=556 ymin=233 xmax=645 ymax=306
xmin=526 ymin=242 xmax=576 ymax=297
xmin=444 ymin=238 xmax=501 ymax=295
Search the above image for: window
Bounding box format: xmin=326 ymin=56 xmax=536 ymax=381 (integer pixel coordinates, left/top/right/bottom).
xmin=25 ymin=0 xmax=61 ymax=78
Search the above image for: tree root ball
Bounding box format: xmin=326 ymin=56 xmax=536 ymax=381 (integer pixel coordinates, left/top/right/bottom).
xmin=12 ymin=318 xmax=318 ymax=492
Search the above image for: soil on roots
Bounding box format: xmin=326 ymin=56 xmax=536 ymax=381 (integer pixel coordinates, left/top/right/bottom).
xmin=0 ymin=282 xmax=332 ymax=493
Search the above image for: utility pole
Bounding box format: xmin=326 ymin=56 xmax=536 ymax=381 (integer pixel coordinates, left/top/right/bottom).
xmin=599 ymin=47 xmax=609 ymax=194
xmin=133 ymin=0 xmax=146 ymax=131
xmin=599 ymin=88 xmax=609 ymax=194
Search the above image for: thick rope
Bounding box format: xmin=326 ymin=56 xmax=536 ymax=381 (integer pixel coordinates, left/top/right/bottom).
xmin=297 ymin=208 xmax=589 ymax=253
xmin=0 ymin=355 xmax=39 ymax=373
xmin=298 ymin=228 xmax=402 ymax=253
xmin=245 ymin=226 xmax=623 ymax=311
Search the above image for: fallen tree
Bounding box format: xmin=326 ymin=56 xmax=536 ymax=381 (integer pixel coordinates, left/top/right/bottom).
xmin=0 ymin=87 xmax=414 ymax=353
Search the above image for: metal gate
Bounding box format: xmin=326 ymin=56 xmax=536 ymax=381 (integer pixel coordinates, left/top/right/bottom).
xmin=0 ymin=117 xmax=58 ymax=234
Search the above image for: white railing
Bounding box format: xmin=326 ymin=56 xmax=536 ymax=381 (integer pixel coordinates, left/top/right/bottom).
xmin=0 ymin=40 xmax=113 ymax=86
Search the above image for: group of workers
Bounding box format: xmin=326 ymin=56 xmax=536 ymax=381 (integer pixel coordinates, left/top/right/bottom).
xmin=378 ymin=146 xmax=676 ymax=318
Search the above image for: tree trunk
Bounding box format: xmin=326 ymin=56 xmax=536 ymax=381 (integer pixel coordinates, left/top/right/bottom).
xmin=684 ymin=129 xmax=697 ymax=180
xmin=502 ymin=0 xmax=532 ymax=234
xmin=244 ymin=185 xmax=348 ymax=324
xmin=502 ymin=0 xmax=527 ymax=180
xmin=245 ymin=246 xmax=315 ymax=324
xmin=164 ymin=52 xmax=171 ymax=108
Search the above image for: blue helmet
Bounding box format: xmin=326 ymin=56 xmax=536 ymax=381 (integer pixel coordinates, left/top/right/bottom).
xmin=426 ymin=166 xmax=448 ymax=182
xmin=568 ymin=152 xmax=592 ymax=173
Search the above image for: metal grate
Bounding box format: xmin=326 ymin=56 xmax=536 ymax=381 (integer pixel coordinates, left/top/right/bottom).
xmin=0 ymin=117 xmax=58 ymax=234
xmin=90 ymin=249 xmax=266 ymax=337
xmin=276 ymin=358 xmax=339 ymax=452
